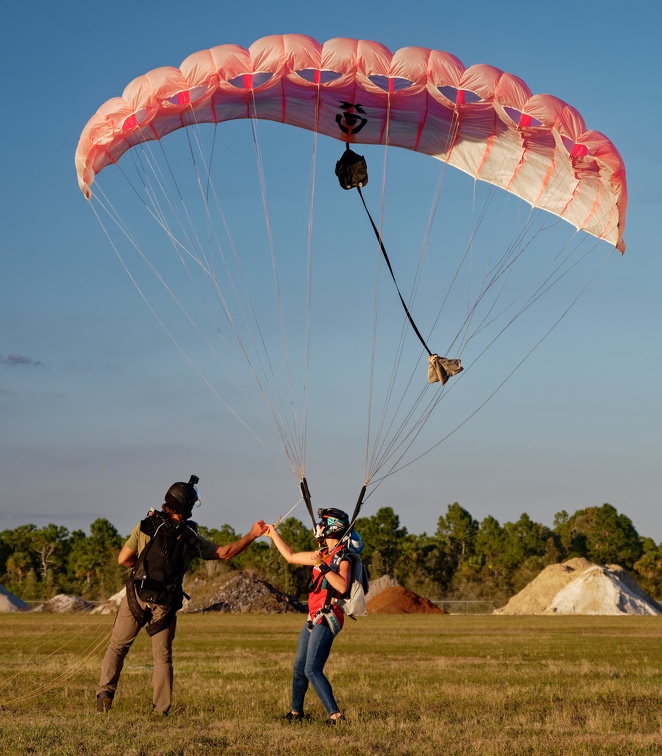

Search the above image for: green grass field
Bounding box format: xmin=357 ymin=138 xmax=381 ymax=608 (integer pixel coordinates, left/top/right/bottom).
xmin=0 ymin=613 xmax=661 ymax=755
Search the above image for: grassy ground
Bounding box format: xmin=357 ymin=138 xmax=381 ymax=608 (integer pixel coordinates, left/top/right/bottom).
xmin=0 ymin=613 xmax=661 ymax=754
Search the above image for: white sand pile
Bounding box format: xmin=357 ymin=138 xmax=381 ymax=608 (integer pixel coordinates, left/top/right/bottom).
xmin=90 ymin=587 xmax=126 ymax=614
xmin=494 ymin=558 xmax=661 ymax=616
xmin=0 ymin=584 xmax=31 ymax=612
xmin=368 ymin=574 xmax=401 ymax=599
xmin=548 ymin=566 xmax=660 ymax=615
xmin=494 ymin=558 xmax=593 ymax=615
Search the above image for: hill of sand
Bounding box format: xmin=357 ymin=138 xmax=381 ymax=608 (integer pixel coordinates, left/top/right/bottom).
xmin=0 ymin=584 xmax=30 ymax=612
xmin=366 ymin=585 xmax=444 ymax=614
xmin=494 ymin=558 xmax=661 ymax=615
xmin=367 ymin=574 xmax=401 ymax=599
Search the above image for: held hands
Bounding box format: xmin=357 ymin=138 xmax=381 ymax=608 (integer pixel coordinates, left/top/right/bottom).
xmin=250 ymin=520 xmax=268 ymax=539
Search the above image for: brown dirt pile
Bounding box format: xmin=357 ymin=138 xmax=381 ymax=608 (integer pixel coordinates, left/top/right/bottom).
xmin=366 ymin=585 xmax=444 ymax=614
xmin=182 ymin=571 xmax=306 ymax=614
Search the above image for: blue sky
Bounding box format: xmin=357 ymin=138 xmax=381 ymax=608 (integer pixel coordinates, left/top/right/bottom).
xmin=1 ymin=1 xmax=659 ymax=543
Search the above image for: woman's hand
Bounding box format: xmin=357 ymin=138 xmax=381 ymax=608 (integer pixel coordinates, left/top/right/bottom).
xmin=264 ymin=523 xmax=278 ymax=539
xmin=250 ymin=520 xmax=268 ymax=539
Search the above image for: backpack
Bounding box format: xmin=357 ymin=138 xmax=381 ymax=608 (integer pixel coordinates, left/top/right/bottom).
xmin=131 ymin=510 xmax=200 ymax=607
xmin=334 ymin=551 xmax=369 ymax=619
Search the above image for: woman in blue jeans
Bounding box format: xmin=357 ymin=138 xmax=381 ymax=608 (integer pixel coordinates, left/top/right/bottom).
xmin=265 ymin=508 xmax=352 ymax=724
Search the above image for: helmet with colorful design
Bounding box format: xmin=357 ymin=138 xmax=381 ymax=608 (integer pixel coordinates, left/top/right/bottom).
xmin=316 ymin=507 xmax=350 ymax=541
xmin=165 ymin=475 xmax=200 ymax=520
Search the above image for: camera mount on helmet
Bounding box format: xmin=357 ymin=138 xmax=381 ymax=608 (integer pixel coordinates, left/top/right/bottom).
xmin=165 ymin=474 xmax=200 ymax=520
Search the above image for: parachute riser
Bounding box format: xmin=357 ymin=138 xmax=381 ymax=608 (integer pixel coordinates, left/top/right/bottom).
xmin=299 ymin=476 xmax=316 ymax=530
xmin=339 ymin=484 xmax=367 ymax=547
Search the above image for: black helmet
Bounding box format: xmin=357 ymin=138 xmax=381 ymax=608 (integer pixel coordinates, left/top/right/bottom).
xmin=316 ymin=507 xmax=350 ymax=541
xmin=165 ymin=475 xmax=199 ymax=520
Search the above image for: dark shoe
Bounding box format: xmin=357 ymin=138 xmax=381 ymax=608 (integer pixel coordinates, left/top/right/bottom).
xmin=325 ymin=714 xmax=345 ymax=725
xmin=283 ymin=711 xmax=306 ymax=722
xmin=96 ymin=694 xmax=113 ymax=713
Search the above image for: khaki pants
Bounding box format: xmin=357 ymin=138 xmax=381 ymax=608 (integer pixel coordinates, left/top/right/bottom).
xmin=97 ymin=593 xmax=177 ymax=714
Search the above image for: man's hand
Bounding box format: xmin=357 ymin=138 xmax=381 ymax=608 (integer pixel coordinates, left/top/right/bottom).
xmin=250 ymin=520 xmax=268 ymax=539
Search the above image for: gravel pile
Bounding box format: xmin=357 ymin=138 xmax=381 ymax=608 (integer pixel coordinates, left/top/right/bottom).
xmin=33 ymin=594 xmax=95 ymax=613
xmin=182 ymin=572 xmax=306 ymax=614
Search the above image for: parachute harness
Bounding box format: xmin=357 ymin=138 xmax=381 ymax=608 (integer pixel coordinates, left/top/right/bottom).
xmin=335 ymin=145 xmax=462 ymax=387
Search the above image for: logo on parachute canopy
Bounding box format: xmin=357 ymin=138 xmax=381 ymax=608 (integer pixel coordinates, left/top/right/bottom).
xmin=336 ymin=102 xmax=368 ymax=136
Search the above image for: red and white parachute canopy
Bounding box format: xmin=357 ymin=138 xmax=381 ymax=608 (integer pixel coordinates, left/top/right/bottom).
xmin=75 ymin=34 xmax=626 ymax=252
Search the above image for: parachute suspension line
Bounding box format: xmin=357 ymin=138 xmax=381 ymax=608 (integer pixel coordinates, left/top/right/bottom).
xmin=300 ymin=96 xmax=323 ymax=481
xmin=248 ymin=93 xmax=305 ymax=476
xmin=187 ymin=129 xmax=308 ymax=474
xmin=181 ymin=122 xmax=309 ymax=470
xmin=425 ymin=130 xmax=536 ymax=361
xmin=368 ymin=123 xmax=420 ymax=482
xmin=183 ymin=123 xmax=309 ymax=475
xmin=274 ymin=493 xmax=306 ymax=530
xmin=454 ymin=183 xmax=525 ymax=356
xmin=448 ymin=123 xmax=616 ymax=360
xmin=367 ymin=155 xmax=460 ymax=481
xmin=88 ymin=198 xmax=290 ymax=471
xmin=364 ymin=168 xmax=610 ymax=481
xmin=372 ymin=241 xmax=616 ymax=486
xmin=365 ymin=111 xmax=432 ymax=483
xmin=94 ymin=167 xmax=298 ymax=472
xmin=373 ymin=149 xmax=464 ymax=477
xmin=456 ymin=212 xmax=587 ymax=359
xmin=100 ymin=119 xmax=311 ymax=479
xmin=363 ymin=129 xmax=391 ymax=484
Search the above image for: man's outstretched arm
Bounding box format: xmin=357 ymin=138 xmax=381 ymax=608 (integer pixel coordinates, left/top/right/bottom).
xmin=212 ymin=520 xmax=267 ymax=561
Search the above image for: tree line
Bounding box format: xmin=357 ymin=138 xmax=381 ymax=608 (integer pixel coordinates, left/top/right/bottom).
xmin=2 ymin=502 xmax=661 ymax=606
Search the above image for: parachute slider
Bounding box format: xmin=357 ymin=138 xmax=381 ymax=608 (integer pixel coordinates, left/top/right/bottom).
xmin=428 ymin=354 xmax=463 ymax=385
xmin=335 ymin=145 xmax=368 ymax=190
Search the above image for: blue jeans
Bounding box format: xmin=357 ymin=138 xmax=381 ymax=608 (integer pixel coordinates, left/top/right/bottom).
xmin=291 ymin=620 xmax=339 ymax=715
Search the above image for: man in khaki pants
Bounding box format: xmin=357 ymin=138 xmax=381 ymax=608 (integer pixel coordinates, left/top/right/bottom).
xmin=96 ymin=475 xmax=266 ymax=715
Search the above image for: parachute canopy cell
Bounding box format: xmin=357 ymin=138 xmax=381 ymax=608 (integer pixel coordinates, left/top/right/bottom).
xmin=75 ymin=34 xmax=627 ymax=251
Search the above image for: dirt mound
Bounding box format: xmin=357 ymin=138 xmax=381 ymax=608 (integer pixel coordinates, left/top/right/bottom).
xmin=366 ymin=585 xmax=444 ymax=614
xmin=182 ymin=572 xmax=306 ymax=614
xmin=494 ymin=558 xmax=661 ymax=616
xmin=368 ymin=574 xmax=401 ymax=599
xmin=0 ymin=584 xmax=30 ymax=612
